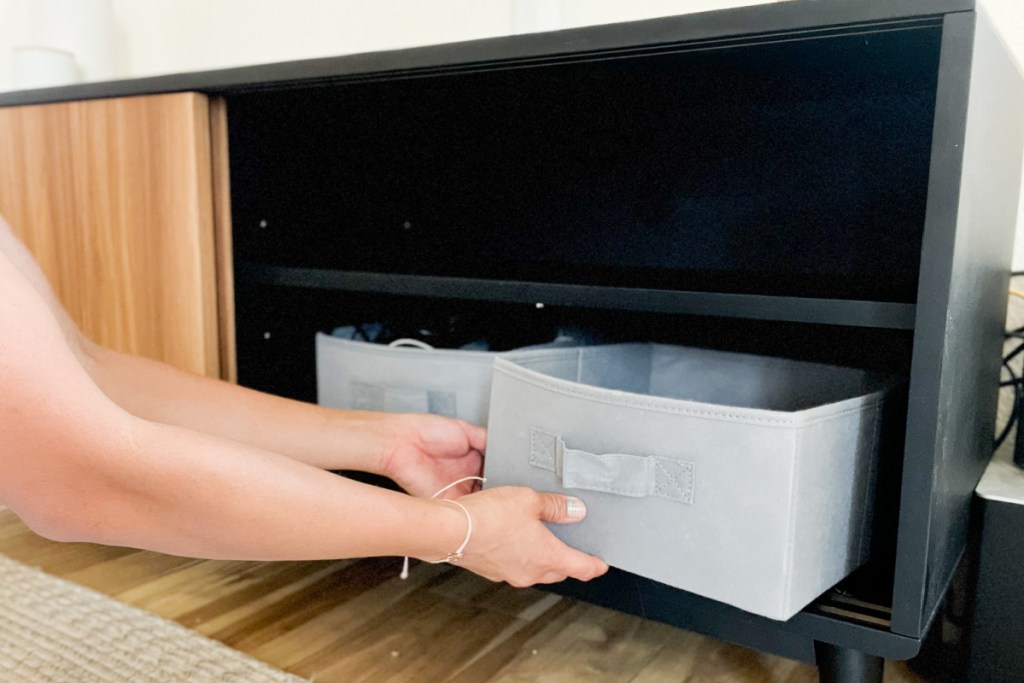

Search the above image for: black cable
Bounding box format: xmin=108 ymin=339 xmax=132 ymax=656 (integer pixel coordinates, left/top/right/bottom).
xmin=1016 ymin=387 xmax=1024 ymax=468
xmin=995 ymin=358 xmax=1020 ymax=451
xmin=996 ymin=282 xmax=1024 ymax=465
xmin=1004 ymin=340 xmax=1024 ymax=365
xmin=1013 ymin=357 xmax=1024 ymax=467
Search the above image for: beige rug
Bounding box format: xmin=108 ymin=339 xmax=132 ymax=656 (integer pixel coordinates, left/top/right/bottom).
xmin=0 ymin=554 xmax=307 ymax=683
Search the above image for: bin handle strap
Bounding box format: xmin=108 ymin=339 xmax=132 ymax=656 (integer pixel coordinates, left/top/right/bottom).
xmin=388 ymin=338 xmax=435 ymax=350
xmin=529 ymin=428 xmax=694 ymax=505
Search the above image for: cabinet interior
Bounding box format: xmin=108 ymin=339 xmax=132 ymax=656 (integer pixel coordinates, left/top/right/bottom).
xmin=228 ymin=21 xmax=942 ymax=303
xmin=226 ymin=20 xmax=946 ymax=616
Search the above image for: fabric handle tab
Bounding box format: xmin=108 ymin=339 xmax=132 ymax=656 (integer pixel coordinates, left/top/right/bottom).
xmin=529 ymin=428 xmax=694 ymax=505
xmin=351 ymin=382 xmax=457 ymax=417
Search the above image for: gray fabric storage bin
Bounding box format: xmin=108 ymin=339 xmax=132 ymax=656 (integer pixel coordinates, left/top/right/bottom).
xmin=484 ymin=344 xmax=895 ymax=620
xmin=316 ymin=330 xmax=586 ymax=426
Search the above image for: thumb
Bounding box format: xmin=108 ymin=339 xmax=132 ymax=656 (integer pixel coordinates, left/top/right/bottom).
xmin=537 ymin=493 xmax=589 ymax=524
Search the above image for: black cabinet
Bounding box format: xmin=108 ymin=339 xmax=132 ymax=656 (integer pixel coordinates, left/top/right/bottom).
xmin=222 ymin=2 xmax=1022 ymax=681
xmin=9 ymin=1 xmax=1017 ymax=680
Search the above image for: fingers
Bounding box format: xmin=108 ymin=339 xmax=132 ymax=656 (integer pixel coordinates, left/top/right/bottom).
xmin=555 ymin=547 xmax=609 ymax=583
xmin=535 ymin=563 xmax=608 ymax=585
xmin=520 ymin=530 xmax=608 ymax=585
xmin=457 ymin=486 xmax=607 ymax=588
xmin=458 ymin=420 xmax=487 ymax=453
xmin=533 ymin=493 xmax=607 ymax=582
xmin=506 ymin=548 xmax=608 ymax=587
xmin=537 ymin=492 xmax=588 ymax=524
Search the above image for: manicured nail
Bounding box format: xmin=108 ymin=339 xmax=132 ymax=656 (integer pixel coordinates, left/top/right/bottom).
xmin=565 ymin=497 xmax=587 ymax=519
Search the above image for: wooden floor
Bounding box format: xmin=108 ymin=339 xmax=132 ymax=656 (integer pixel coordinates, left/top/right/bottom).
xmin=0 ymin=509 xmax=923 ymax=683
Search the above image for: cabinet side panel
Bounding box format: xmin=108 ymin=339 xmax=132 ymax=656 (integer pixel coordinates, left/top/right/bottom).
xmin=210 ymin=97 xmax=237 ymax=383
xmin=0 ymin=93 xmax=220 ymax=377
xmin=894 ymin=10 xmax=1024 ymax=636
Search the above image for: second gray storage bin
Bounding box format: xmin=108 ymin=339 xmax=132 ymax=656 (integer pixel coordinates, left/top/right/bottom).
xmin=316 ymin=327 xmax=588 ymax=425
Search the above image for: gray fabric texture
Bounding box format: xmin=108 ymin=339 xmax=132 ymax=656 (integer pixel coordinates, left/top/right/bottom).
xmin=484 ymin=343 xmax=894 ymax=621
xmin=316 ymin=332 xmax=587 ymax=425
xmin=530 ymin=428 xmax=695 ymax=504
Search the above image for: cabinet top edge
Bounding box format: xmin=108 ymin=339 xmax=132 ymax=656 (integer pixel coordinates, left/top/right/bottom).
xmin=0 ymin=0 xmax=971 ymax=108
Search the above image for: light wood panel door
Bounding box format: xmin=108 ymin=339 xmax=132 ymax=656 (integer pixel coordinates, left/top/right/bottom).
xmin=0 ymin=92 xmax=222 ymax=378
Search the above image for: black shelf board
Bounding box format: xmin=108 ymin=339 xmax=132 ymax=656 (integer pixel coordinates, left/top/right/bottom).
xmin=545 ymin=569 xmax=922 ymax=661
xmin=236 ymin=263 xmax=918 ymax=330
xmin=0 ymin=0 xmax=967 ymax=108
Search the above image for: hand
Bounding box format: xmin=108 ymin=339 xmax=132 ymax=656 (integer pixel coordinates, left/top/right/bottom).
xmin=446 ymin=486 xmax=609 ymax=587
xmin=378 ymin=413 xmax=486 ymax=498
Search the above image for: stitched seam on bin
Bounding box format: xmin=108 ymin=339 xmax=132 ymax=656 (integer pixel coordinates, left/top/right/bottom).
xmin=653 ymin=460 xmax=679 ymax=498
xmin=529 ymin=428 xmax=557 ymax=471
xmin=493 ymin=360 xmax=882 ymax=424
xmin=654 ymin=459 xmax=694 ymax=504
xmin=655 ymin=458 xmax=696 ymax=501
xmin=494 ymin=361 xmax=887 ymax=428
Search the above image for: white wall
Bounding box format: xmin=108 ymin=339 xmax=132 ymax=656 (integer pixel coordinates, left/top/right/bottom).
xmin=107 ymin=0 xmax=787 ymax=80
xmin=2 ymin=0 xmax=1020 ymax=88
xmin=0 ymin=0 xmax=32 ymax=91
xmin=1 ymin=1 xmax=780 ymax=87
xmin=107 ymin=0 xmax=515 ymax=79
xmin=105 ymin=0 xmax=1024 ymax=84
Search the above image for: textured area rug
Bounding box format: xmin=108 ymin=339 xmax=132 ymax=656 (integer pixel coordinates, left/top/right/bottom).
xmin=0 ymin=554 xmax=306 ymax=683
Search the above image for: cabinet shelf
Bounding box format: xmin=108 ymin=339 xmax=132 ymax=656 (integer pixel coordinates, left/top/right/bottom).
xmin=236 ymin=262 xmax=917 ymax=330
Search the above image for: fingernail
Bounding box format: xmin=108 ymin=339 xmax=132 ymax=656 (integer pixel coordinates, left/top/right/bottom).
xmin=565 ymin=497 xmax=587 ymax=519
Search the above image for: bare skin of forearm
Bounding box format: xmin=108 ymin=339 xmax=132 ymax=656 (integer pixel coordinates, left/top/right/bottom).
xmin=1 ymin=220 xmax=607 ymax=586
xmin=74 ymin=415 xmax=465 ymax=562
xmin=84 ymin=344 xmax=394 ymax=472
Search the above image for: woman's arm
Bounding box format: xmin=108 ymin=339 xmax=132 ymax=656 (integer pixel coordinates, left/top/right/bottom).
xmin=82 ymin=344 xmax=486 ymax=492
xmin=0 ymin=243 xmax=606 ymax=586
xmin=0 ymin=216 xmax=484 ymax=496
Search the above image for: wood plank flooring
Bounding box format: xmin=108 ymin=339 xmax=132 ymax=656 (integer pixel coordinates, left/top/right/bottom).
xmin=0 ymin=509 xmax=923 ymax=682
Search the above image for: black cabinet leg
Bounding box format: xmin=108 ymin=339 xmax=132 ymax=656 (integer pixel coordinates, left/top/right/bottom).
xmin=814 ymin=642 xmax=884 ymax=683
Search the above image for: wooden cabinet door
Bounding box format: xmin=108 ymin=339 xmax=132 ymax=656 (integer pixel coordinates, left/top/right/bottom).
xmin=0 ymin=93 xmax=222 ymax=378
